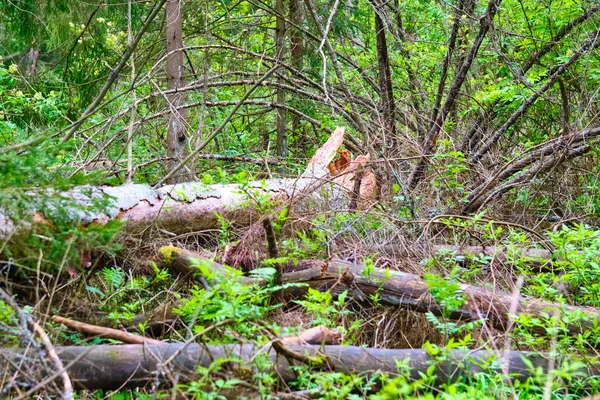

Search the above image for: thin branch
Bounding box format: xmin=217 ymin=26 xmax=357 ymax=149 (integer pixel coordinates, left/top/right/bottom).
xmin=408 ymin=0 xmax=503 ymax=189
xmin=558 ymin=77 xmax=570 ymax=134
xmin=155 ymin=65 xmax=280 ymax=186
xmin=429 ymin=0 xmax=466 ymax=132
xmin=472 ymin=28 xmax=600 ymax=161
xmin=521 ymin=3 xmax=600 ymax=74
xmin=62 ymin=1 xmax=104 ymax=80
xmin=303 ymin=0 xmax=369 ymax=142
xmin=61 ymin=0 xmax=167 ymax=143
xmin=463 ymin=126 xmax=600 ymax=213
xmin=51 ymin=315 xmax=162 ymax=345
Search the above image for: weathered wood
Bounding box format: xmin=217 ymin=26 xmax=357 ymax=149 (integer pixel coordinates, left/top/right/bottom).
xmin=0 ymin=179 xmax=293 ymax=238
xmin=156 ymin=245 xmax=217 ymax=276
xmin=0 ymin=343 xmax=588 ymax=390
xmin=0 ymin=128 xmax=357 ymax=239
xmin=136 ymin=251 xmax=600 ymax=336
xmin=383 ymin=244 xmax=560 ymax=262
xmin=51 ymin=316 xmax=161 ymax=345
xmin=282 ymin=260 xmax=600 ymax=334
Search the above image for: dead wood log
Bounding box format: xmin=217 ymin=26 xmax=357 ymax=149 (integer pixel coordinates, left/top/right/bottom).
xmin=0 ymin=343 xmax=594 ymax=390
xmin=0 ymin=127 xmax=375 ymax=240
xmin=283 ymin=260 xmax=600 ymax=334
xmin=138 ymin=249 xmax=600 ymax=336
xmin=382 ymin=244 xmax=557 ymax=262
xmin=381 ymin=244 xmax=598 ymax=270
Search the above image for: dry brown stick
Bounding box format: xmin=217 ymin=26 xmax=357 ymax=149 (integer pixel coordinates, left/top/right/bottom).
xmin=51 ymin=316 xmax=162 ymax=345
xmin=29 ymin=321 xmax=73 ymax=400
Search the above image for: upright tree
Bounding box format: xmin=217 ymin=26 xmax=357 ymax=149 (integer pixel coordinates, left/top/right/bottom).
xmin=374 ymin=7 xmax=396 ymax=151
xmin=289 ymin=0 xmax=305 ymax=150
xmin=166 ymin=0 xmax=189 ymax=183
xmin=275 ymin=0 xmax=287 ymax=158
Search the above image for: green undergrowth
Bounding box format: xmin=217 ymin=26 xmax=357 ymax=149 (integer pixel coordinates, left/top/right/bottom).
xmin=4 ymin=186 xmax=600 ymax=397
xmin=62 ymin=224 xmax=600 ymax=398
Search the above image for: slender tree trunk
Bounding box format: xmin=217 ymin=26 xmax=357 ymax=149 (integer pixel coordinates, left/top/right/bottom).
xmin=127 ymin=0 xmax=136 ymax=183
xmin=374 ymin=10 xmax=396 ymax=151
xmin=166 ymin=0 xmax=189 ymax=183
xmin=289 ymin=0 xmax=305 ymax=152
xmin=25 ymin=48 xmax=39 ymax=76
xmin=275 ymin=0 xmax=287 ymax=158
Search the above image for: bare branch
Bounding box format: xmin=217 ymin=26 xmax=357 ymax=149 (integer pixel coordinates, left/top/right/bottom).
xmin=471 ymin=28 xmax=600 ymax=161
xmin=408 ymin=0 xmax=503 ymax=189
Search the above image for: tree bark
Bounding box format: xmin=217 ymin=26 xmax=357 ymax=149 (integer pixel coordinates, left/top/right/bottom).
xmin=0 ymin=343 xmax=593 ymax=390
xmin=288 ymin=0 xmax=307 ymax=152
xmin=0 ymin=128 xmax=355 ymax=239
xmin=141 ymin=249 xmax=600 ymax=337
xmin=275 ymin=0 xmax=287 ymax=158
xmin=282 ymin=259 xmax=600 ymax=335
xmin=374 ymin=10 xmax=396 ymax=150
xmin=166 ymin=0 xmax=189 ymax=183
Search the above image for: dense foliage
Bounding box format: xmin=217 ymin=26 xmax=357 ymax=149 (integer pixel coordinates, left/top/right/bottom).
xmin=1 ymin=0 xmax=600 ymax=398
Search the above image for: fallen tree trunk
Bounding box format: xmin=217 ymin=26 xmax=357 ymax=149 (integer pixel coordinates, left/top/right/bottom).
xmin=382 ymin=244 xmax=557 ymax=260
xmin=0 ymin=343 xmax=592 ymax=390
xmin=0 ymin=127 xmax=376 ymax=239
xmin=0 ymin=178 xmax=302 ymax=238
xmin=139 ymin=248 xmax=600 ymax=336
xmin=284 ymin=259 xmax=600 ymax=334
xmin=383 ymin=244 xmax=573 ymax=263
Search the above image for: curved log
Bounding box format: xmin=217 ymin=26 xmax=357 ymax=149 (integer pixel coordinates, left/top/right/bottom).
xmin=283 ymin=260 xmax=600 ymax=334
xmin=135 ymin=250 xmax=600 ymax=337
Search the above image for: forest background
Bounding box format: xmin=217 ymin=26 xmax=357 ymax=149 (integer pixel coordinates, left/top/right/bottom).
xmin=1 ymin=0 xmax=600 ymax=398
